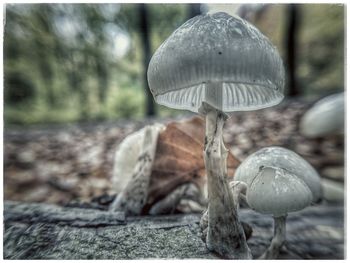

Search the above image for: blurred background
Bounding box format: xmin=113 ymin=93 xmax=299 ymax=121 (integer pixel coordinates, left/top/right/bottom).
xmin=3 ymin=3 xmax=345 ymax=206
xmin=4 ymin=3 xmax=345 ymax=125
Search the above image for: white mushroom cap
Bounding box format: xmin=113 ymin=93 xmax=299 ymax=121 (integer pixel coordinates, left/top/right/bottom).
xmin=246 ymin=166 xmax=313 ymax=217
xmin=234 ymin=146 xmax=321 ymax=202
xmin=148 ymin=12 xmax=285 ymax=113
xmin=300 ymin=92 xmax=344 ymax=138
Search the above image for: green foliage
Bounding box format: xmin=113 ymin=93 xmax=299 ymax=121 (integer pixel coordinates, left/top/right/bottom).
xmin=251 ymin=4 xmax=344 ymax=97
xmin=4 ymin=3 xmax=189 ymax=125
xmin=298 ymin=4 xmax=344 ymax=96
xmin=3 ymin=4 xmax=345 ymax=126
xmin=102 ymin=86 xmax=144 ymax=120
xmin=4 ymin=100 xmax=80 ymax=125
xmin=148 ymin=4 xmax=188 ymax=51
xmin=4 ymin=71 xmax=36 ymax=104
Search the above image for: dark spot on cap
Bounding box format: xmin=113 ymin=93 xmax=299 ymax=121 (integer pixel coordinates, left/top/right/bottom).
xmin=218 ymin=51 xmax=222 ymax=55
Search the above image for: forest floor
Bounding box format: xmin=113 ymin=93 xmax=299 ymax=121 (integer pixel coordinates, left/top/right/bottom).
xmin=3 ymin=99 xmax=345 ymax=259
xmin=4 ymin=99 xmax=344 ymax=206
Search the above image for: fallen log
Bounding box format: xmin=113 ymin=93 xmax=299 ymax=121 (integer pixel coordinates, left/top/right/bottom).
xmin=3 ymin=201 xmax=344 ymax=259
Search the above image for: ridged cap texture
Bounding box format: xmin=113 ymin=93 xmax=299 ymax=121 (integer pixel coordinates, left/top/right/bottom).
xmin=147 ymin=12 xmax=285 ymax=113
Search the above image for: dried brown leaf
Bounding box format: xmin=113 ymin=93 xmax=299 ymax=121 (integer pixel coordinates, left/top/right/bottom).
xmin=145 ymin=116 xmax=240 ymax=211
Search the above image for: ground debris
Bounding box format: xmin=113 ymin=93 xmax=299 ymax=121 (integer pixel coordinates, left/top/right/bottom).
xmin=3 ymin=100 xmax=344 ymax=205
xmin=4 ymin=201 xmax=344 ymax=259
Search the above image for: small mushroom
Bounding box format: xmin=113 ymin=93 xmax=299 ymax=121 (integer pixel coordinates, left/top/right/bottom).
xmin=234 ymin=146 xmax=321 ymax=259
xmin=300 ymin=92 xmax=344 ymax=138
xmin=247 ymin=166 xmax=313 ymax=259
xmin=235 ymin=146 xmax=322 ymax=203
xmin=148 ymin=12 xmax=284 ymax=259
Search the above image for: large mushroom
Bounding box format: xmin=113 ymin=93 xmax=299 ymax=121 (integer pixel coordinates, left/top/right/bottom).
xmin=234 ymin=146 xmax=322 ymax=259
xmin=148 ymin=12 xmax=285 ymax=259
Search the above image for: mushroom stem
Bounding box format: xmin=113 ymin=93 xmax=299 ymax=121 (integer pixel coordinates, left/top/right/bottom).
xmin=230 ymin=181 xmax=248 ymax=211
xmin=203 ymin=106 xmax=251 ymax=259
xmin=260 ymin=215 xmax=286 ymax=259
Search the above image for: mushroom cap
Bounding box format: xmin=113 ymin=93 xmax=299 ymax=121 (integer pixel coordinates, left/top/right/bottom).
xmin=300 ymin=92 xmax=345 ymax=138
xmin=147 ymin=12 xmax=285 ymax=113
xmin=234 ymin=146 xmax=321 ymax=202
xmin=246 ymin=166 xmax=313 ymax=216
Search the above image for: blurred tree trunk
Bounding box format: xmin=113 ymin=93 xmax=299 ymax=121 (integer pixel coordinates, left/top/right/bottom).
xmin=139 ymin=4 xmax=156 ymax=117
xmin=33 ymin=6 xmax=57 ymax=108
xmin=80 ymin=52 xmax=90 ymax=120
xmin=285 ymin=4 xmax=300 ymax=97
xmin=66 ymin=49 xmax=88 ymax=120
xmin=37 ymin=47 xmax=56 ymax=107
xmin=188 ymin=3 xmax=201 ymax=18
xmin=96 ymin=59 xmax=109 ymax=104
xmin=68 ymin=68 xmax=88 ymax=120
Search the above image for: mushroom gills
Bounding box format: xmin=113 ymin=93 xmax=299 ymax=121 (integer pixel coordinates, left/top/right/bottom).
xmin=155 ymin=81 xmax=284 ymax=113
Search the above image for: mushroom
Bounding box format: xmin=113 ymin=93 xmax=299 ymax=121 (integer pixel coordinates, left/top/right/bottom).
xmin=247 ymin=166 xmax=313 ymax=259
xmin=234 ymin=146 xmax=322 ymax=203
xmin=148 ymin=12 xmax=284 ymax=259
xmin=234 ymin=146 xmax=321 ymax=259
xmin=300 ymin=92 xmax=344 ymax=138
